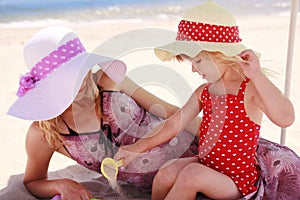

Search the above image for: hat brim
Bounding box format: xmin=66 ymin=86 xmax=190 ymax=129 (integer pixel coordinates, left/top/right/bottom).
xmin=7 ymin=53 xmax=126 ymax=121
xmin=154 ymin=40 xmax=248 ymax=61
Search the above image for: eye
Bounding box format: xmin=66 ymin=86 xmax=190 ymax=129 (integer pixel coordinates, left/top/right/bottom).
xmin=196 ymin=59 xmax=202 ymax=63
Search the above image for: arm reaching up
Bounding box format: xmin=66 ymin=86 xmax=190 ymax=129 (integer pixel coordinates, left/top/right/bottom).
xmin=239 ymin=49 xmax=295 ymax=127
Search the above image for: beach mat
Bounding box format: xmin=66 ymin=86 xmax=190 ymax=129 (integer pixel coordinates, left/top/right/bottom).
xmin=0 ymin=165 xmax=151 ymax=200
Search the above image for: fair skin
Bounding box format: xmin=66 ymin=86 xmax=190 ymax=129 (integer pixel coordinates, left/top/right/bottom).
xmin=23 ymin=69 xmax=201 ymax=200
xmin=115 ymin=49 xmax=295 ymax=200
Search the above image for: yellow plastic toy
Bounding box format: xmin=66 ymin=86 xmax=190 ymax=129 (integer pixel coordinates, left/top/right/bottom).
xmin=100 ymin=157 xmax=123 ymax=180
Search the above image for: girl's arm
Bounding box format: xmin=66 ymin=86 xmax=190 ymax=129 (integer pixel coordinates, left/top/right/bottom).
xmin=115 ymin=86 xmax=203 ymax=166
xmin=23 ymin=123 xmax=92 ymax=200
xmin=117 ymin=76 xmax=201 ymax=136
xmin=240 ymin=49 xmax=295 ymax=127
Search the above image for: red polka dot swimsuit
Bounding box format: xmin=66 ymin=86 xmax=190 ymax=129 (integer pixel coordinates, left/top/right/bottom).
xmin=198 ymin=78 xmax=260 ymax=196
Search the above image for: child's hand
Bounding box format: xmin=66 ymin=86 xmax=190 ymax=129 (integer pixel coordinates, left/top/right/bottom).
xmin=239 ymin=49 xmax=262 ymax=80
xmin=114 ymin=144 xmax=141 ymax=167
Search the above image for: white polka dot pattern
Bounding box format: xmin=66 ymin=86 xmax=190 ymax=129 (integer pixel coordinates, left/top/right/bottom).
xmin=17 ymin=38 xmax=85 ymax=97
xmin=198 ymin=78 xmax=260 ymax=195
xmin=176 ymin=20 xmax=242 ymax=43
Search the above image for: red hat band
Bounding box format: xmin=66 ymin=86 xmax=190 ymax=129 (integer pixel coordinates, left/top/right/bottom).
xmin=176 ymin=20 xmax=242 ymax=43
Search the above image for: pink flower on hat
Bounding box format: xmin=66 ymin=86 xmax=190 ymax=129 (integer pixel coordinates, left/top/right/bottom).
xmin=17 ymin=73 xmax=36 ymax=97
xmin=16 ymin=38 xmax=85 ymax=97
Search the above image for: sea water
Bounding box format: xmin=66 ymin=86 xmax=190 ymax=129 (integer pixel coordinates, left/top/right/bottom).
xmin=0 ymin=0 xmax=297 ymax=27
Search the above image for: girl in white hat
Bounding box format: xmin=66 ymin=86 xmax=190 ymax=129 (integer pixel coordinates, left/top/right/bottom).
xmin=115 ymin=1 xmax=295 ymax=199
xmin=8 ymin=26 xmax=201 ymax=199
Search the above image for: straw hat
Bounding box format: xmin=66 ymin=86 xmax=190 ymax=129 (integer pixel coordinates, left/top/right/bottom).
xmin=8 ymin=26 xmax=126 ymax=121
xmin=154 ymin=0 xmax=248 ymax=61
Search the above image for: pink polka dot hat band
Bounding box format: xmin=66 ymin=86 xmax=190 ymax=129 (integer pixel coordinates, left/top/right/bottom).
xmin=8 ymin=26 xmax=127 ymax=121
xmin=17 ymin=38 xmax=85 ymax=97
xmin=176 ymin=20 xmax=242 ymax=43
xmin=154 ymin=0 xmax=253 ymax=62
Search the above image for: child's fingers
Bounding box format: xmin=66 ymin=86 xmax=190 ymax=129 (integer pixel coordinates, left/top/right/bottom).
xmin=239 ymin=50 xmax=250 ymax=61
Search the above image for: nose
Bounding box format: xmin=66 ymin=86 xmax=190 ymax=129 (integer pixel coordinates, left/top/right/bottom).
xmin=192 ymin=65 xmax=197 ymax=72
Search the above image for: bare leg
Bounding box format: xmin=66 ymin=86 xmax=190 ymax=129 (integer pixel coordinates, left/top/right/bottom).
xmin=165 ymin=163 xmax=242 ymax=200
xmin=151 ymin=157 xmax=199 ymax=200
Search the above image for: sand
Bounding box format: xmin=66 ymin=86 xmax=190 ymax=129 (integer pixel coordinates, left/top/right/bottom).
xmin=0 ymin=13 xmax=299 ymax=198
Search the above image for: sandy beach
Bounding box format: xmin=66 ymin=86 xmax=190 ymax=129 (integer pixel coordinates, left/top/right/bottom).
xmin=0 ymin=12 xmax=299 ymax=198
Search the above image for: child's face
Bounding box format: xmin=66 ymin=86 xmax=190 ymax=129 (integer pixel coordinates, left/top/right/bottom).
xmin=181 ymin=52 xmax=222 ymax=83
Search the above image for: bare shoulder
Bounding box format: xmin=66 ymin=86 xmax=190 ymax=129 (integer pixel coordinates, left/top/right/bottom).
xmin=27 ymin=123 xmax=45 ymax=143
xmin=26 ymin=123 xmax=54 ymax=156
xmin=244 ymin=80 xmax=258 ymax=100
xmin=24 ymin=123 xmax=55 ymax=184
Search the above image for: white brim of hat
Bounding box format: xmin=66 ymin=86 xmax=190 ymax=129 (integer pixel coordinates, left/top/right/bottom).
xmin=7 ymin=52 xmax=126 ymax=121
xmin=154 ymin=40 xmax=248 ymax=61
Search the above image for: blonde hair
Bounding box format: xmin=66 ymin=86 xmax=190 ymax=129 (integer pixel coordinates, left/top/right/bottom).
xmin=176 ymin=51 xmax=277 ymax=80
xmin=206 ymin=51 xmax=246 ymax=79
xmin=36 ymin=118 xmax=62 ymax=149
xmin=204 ymin=51 xmax=274 ymax=78
xmin=176 ymin=51 xmax=246 ymax=79
xmin=37 ymin=71 xmax=101 ymax=149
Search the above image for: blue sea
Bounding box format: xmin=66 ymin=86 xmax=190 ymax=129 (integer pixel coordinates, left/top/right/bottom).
xmin=0 ymin=0 xmax=298 ymax=27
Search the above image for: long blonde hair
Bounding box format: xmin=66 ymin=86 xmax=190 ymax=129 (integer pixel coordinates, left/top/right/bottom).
xmin=36 ymin=71 xmax=101 ymax=149
xmin=36 ymin=118 xmax=62 ymax=149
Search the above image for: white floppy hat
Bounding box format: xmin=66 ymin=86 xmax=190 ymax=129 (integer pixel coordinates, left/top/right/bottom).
xmin=154 ymin=0 xmax=248 ymax=61
xmin=7 ymin=26 xmax=126 ymax=121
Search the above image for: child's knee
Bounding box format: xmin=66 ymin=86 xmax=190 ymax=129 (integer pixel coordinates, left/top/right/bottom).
xmin=154 ymin=167 xmax=175 ymax=186
xmin=176 ymin=163 xmax=203 ymax=188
